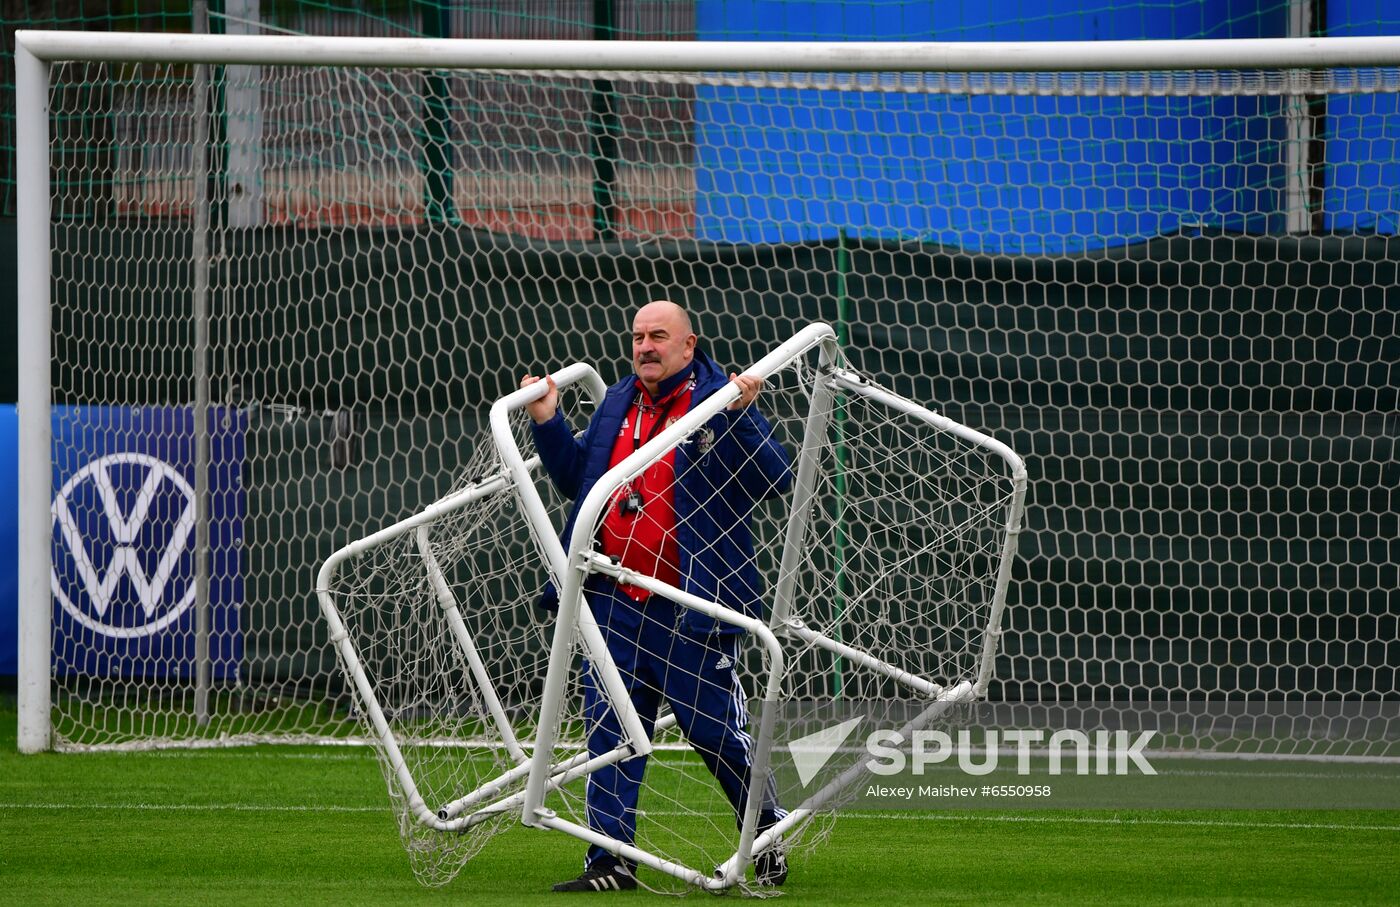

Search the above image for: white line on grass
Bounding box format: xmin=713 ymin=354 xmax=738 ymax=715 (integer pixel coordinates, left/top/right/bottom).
xmin=1152 ymin=768 xmax=1399 ymax=781
xmin=142 ymin=750 xmax=375 ymax=762
xmin=3 ymin=801 xmax=1399 ymax=833
xmin=0 ymin=801 xmax=384 ymax=812
xmin=133 ymin=749 xmax=1400 ymax=782
xmin=827 ymin=811 xmax=1400 ymax=833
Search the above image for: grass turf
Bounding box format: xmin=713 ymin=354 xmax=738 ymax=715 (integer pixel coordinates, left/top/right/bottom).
xmin=3 ymin=698 xmax=1398 ymax=905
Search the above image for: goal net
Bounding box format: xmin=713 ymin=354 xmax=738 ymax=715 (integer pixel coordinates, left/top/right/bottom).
xmin=19 ymin=33 xmax=1399 ymax=766
xmin=313 ymin=374 xmax=606 ymax=887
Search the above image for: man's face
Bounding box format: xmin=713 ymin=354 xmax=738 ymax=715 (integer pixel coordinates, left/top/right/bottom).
xmin=632 ymin=304 xmax=696 ymax=392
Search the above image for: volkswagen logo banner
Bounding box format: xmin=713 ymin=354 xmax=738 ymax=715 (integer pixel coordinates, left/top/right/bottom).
xmin=50 ymin=406 xmax=245 ymax=679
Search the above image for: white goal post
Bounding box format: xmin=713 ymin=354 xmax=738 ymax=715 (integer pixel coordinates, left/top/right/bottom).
xmin=17 ymin=30 xmax=1400 ymax=761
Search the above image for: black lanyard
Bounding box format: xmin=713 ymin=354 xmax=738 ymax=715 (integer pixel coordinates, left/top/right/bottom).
xmin=632 ymin=380 xmax=692 ymax=452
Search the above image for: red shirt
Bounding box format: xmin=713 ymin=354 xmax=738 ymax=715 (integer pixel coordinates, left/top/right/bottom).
xmin=598 ymin=376 xmax=694 ymax=602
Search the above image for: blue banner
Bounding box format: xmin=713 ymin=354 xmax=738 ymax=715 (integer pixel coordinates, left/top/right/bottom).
xmin=50 ymin=406 xmax=245 ymax=680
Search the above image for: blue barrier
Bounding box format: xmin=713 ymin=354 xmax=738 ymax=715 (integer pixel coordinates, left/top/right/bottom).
xmin=695 ymin=1 xmax=1291 ymax=252
xmin=1324 ymin=1 xmax=1400 ymax=234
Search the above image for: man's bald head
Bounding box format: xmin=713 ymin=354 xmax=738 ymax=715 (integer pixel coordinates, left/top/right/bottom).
xmin=635 ymin=300 xmax=692 ymax=336
xmin=631 ymin=300 xmax=697 ymax=396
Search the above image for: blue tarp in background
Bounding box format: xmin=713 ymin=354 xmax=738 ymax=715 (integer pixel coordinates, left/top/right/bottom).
xmin=695 ymin=0 xmax=1399 ymax=250
xmin=1325 ymin=0 xmax=1400 ymax=233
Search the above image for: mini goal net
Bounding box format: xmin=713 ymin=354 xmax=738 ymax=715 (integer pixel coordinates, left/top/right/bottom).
xmin=318 ymin=322 xmax=1025 ymax=889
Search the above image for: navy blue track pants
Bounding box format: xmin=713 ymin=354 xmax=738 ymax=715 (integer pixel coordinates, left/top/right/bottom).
xmin=579 ymin=586 xmax=782 ymax=869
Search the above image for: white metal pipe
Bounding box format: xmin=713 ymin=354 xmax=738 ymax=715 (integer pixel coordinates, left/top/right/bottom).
xmin=16 ymin=43 xmax=52 ymax=754
xmin=442 ymin=712 xmax=681 ymax=823
xmin=718 ymin=679 xmax=975 ymax=880
xmin=515 ymin=543 xmax=588 ymax=821
xmin=975 ymin=475 xmax=1028 ymax=697
xmin=321 ymin=607 xmax=441 ymax=829
xmin=191 ymin=2 xmax=213 ymax=729
xmin=17 ymin=31 xmax=1400 ymax=72
xmin=415 ymin=527 xmax=527 ymax=764
xmin=781 ymin=618 xmax=944 ymax=697
xmin=536 ymin=812 xmax=726 ymax=890
xmin=436 ymin=756 xmax=539 ymax=822
xmin=826 ymin=368 xmax=1027 ymax=482
xmin=313 ymin=468 xmax=515 ymax=600
xmin=768 ymin=337 xmax=841 ymax=630
xmin=490 ymin=364 xmax=654 ymax=792
xmin=731 ymin=691 xmax=778 ymax=887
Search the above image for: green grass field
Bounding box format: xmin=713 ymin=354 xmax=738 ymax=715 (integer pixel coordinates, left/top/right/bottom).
xmin=3 ymin=696 xmax=1398 ymax=905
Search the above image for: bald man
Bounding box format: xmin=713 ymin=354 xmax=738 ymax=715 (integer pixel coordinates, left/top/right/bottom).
xmin=521 ymin=301 xmax=793 ymax=891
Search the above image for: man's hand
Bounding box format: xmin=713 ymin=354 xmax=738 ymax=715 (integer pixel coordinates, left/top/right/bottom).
xmin=521 ymin=374 xmax=559 ymax=424
xmin=727 ymin=373 xmax=763 ymax=411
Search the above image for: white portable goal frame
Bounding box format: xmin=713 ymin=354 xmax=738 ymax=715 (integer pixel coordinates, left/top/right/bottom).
xmin=313 ymin=320 xmax=1028 ymax=889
